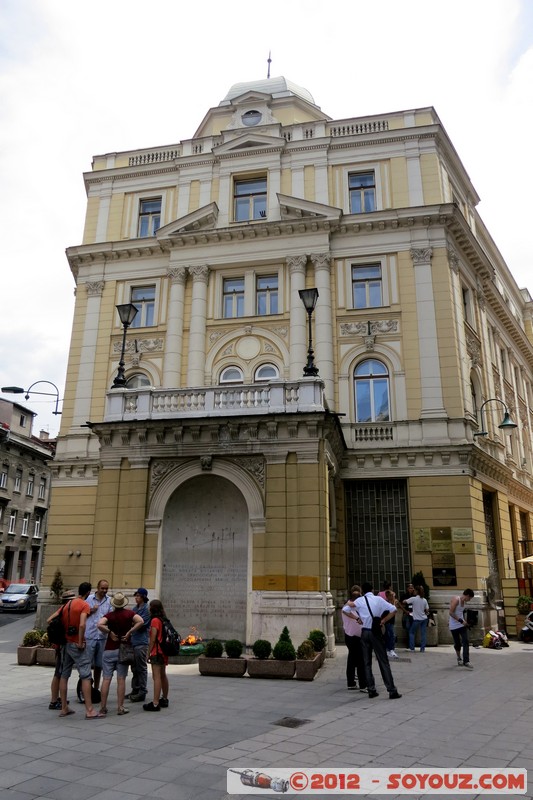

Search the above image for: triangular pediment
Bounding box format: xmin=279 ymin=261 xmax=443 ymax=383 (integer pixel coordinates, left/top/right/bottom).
xmin=156 ymin=202 xmax=219 ymax=239
xmin=277 ymin=193 xmax=342 ymax=221
xmin=214 ymin=132 xmax=285 ymax=155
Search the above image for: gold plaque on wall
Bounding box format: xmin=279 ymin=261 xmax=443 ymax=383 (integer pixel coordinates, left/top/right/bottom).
xmin=432 ymin=540 xmax=453 ymax=553
xmin=414 ymin=528 xmax=431 ymax=551
xmin=432 ymin=553 xmax=456 ymax=568
xmin=431 ymin=527 xmax=452 ymax=540
xmin=452 ymin=527 xmax=474 ymax=541
xmin=453 ymin=541 xmax=475 ymax=554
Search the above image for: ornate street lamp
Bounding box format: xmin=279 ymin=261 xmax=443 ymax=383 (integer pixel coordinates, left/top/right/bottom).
xmin=112 ymin=303 xmax=138 ymax=388
xmin=298 ymin=288 xmax=319 ymax=377
xmin=1 ymin=380 xmax=62 ymax=415
xmin=473 ymin=397 xmax=517 ymax=437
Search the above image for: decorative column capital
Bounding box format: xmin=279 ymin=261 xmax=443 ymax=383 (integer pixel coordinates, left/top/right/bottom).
xmin=167 ymin=266 xmax=187 ymax=285
xmin=310 ymin=252 xmax=331 ymax=270
xmin=287 ymin=255 xmax=307 ymax=274
xmin=410 ymin=247 xmax=433 ymax=265
xmin=86 ymin=281 xmax=105 ymax=297
xmin=447 ymin=248 xmax=460 ymax=273
xmin=188 ymin=264 xmax=209 ymax=283
xmin=476 ymin=279 xmax=486 ymax=310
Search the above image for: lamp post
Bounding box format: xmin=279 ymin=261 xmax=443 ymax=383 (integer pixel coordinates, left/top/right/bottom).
xmin=1 ymin=381 xmax=62 ymax=415
xmin=112 ymin=303 xmax=138 ymax=388
xmin=473 ymin=397 xmax=517 ymax=437
xmin=298 ymin=288 xmax=319 ymax=377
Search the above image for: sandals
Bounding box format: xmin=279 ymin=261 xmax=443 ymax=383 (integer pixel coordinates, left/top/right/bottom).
xmin=117 ymin=707 xmax=129 ymax=715
xmin=85 ymin=712 xmax=106 ymax=719
xmin=59 ymin=709 xmax=75 ymax=717
xmin=99 ymin=707 xmax=108 ymax=715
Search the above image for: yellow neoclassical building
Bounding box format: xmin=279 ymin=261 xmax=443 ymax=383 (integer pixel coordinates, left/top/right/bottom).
xmin=44 ymin=76 xmax=533 ymax=646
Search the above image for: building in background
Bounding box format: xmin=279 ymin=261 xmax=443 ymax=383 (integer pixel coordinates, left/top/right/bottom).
xmin=43 ymin=76 xmax=533 ymax=645
xmin=0 ymin=399 xmax=55 ymax=584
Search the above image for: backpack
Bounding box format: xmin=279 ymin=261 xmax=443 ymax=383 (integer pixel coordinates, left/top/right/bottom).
xmin=160 ymin=617 xmax=181 ymax=656
xmin=47 ymin=611 xmax=66 ymax=646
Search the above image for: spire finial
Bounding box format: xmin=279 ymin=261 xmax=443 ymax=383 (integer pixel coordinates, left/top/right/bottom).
xmin=267 ymin=51 xmax=272 ymax=79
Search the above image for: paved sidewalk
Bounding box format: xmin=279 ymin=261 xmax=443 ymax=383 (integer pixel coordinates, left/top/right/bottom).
xmin=0 ymin=615 xmax=531 ymax=799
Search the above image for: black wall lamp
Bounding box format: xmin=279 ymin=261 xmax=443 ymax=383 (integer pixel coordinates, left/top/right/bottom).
xmin=112 ymin=303 xmax=138 ymax=388
xmin=298 ymin=288 xmax=319 ymax=377
xmin=474 ymin=397 xmax=517 ymax=437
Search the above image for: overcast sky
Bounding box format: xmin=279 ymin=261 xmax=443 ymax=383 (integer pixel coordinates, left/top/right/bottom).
xmin=1 ymin=0 xmax=532 ymax=437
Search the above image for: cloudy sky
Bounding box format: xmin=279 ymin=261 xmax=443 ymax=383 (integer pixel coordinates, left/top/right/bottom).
xmin=1 ymin=0 xmax=532 ymax=436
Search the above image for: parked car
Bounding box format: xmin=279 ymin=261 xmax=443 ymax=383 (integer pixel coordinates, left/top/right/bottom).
xmin=0 ymin=584 xmax=39 ymax=612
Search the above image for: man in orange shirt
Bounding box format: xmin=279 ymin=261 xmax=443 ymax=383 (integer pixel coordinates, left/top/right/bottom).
xmin=59 ymin=581 xmax=105 ymax=719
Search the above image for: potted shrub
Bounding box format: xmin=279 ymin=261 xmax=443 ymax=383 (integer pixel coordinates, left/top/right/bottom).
xmin=17 ymin=629 xmax=43 ymax=665
xmin=36 ymin=632 xmax=57 ymax=666
xmin=198 ymin=638 xmax=247 ymax=677
xmin=308 ymin=628 xmax=327 ymax=665
xmin=295 ymin=638 xmax=321 ymax=681
xmin=247 ymin=630 xmax=296 ymax=679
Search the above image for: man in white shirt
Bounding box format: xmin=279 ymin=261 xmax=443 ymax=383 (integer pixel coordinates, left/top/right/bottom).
xmin=404 ymin=586 xmax=429 ymax=652
xmin=84 ymin=579 xmax=112 ymax=692
xmin=355 ymin=581 xmax=401 ymax=700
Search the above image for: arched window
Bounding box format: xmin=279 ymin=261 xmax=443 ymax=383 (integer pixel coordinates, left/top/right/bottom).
xmin=219 ymin=366 xmax=244 ymax=384
xmin=126 ymin=374 xmax=151 ymax=388
xmin=254 ymin=364 xmax=279 ymax=382
xmin=354 ymin=359 xmax=390 ymax=422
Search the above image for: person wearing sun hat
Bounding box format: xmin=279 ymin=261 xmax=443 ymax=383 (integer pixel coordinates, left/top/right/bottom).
xmin=97 ymin=593 xmax=144 ymax=715
xmin=46 ymin=589 xmax=77 ymax=710
xmin=128 ymin=588 xmax=150 ymax=702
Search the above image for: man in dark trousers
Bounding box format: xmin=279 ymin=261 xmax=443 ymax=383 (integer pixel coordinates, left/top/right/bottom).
xmin=355 ymin=581 xmax=401 ymax=699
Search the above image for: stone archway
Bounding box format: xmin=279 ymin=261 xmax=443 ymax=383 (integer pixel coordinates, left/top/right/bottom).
xmin=161 ymin=474 xmax=249 ymax=641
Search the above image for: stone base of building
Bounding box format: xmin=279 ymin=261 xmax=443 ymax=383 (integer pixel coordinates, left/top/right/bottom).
xmin=251 ymin=590 xmax=336 ymax=657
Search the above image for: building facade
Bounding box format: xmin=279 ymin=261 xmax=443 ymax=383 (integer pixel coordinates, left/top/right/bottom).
xmin=44 ymin=77 xmax=533 ymax=645
xmin=0 ymin=400 xmax=54 ymax=584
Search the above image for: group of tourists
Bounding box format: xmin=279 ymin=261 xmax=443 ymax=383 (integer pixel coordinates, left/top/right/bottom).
xmin=341 ymin=581 xmax=476 ymax=698
xmin=46 ymin=581 xmax=171 ymax=718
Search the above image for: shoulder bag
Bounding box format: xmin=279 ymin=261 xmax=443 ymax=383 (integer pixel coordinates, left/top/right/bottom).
xmin=364 ymin=596 xmax=384 ymax=638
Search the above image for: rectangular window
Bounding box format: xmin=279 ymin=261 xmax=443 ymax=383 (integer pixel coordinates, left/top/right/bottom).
xmin=8 ymin=509 xmax=17 ymax=533
xmin=21 ymin=512 xmax=30 ymax=536
xmin=234 ymin=178 xmax=267 ymax=222
xmin=38 ymin=478 xmax=46 ymax=500
xmin=26 ymin=476 xmax=34 ymax=496
xmin=223 ymin=277 xmax=245 ymax=318
xmin=462 ymin=286 xmax=474 ymax=326
xmin=349 ymin=171 xmax=375 ymax=214
xmin=14 ymin=470 xmax=22 ymax=492
xmin=130 ymin=285 xmax=156 ymax=328
xmin=19 ymin=414 xmax=27 ymax=427
xmin=0 ymin=470 xmax=7 ymax=490
xmin=138 ymin=198 xmax=161 ymax=237
xmin=34 ymin=516 xmax=41 ymax=538
xmin=256 ymin=275 xmax=278 ymax=315
xmin=500 ymin=349 xmax=507 ymax=379
xmin=352 ymin=264 xmax=382 ymax=309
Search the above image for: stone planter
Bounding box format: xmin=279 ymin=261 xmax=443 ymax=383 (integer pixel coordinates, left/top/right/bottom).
xmin=198 ymin=656 xmax=247 ymax=677
xmin=17 ymin=645 xmax=39 ymax=666
xmin=36 ymin=647 xmax=57 ymax=666
xmin=295 ymin=653 xmax=321 ymax=681
xmin=247 ymin=658 xmax=296 ymax=679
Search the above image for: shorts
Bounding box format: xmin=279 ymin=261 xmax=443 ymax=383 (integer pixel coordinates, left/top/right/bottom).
xmin=61 ymin=642 xmax=92 ymax=680
xmin=149 ymin=654 xmax=165 ymax=666
xmin=85 ymin=638 xmax=106 ymax=670
xmin=102 ymin=649 xmax=129 ymax=679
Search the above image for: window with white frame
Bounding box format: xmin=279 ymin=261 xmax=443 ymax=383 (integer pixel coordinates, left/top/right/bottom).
xmin=126 ymin=374 xmax=151 ymax=388
xmin=256 ymin=275 xmax=278 ymax=315
xmin=8 ymin=509 xmax=17 ymax=533
xmin=130 ymin=285 xmax=156 ymax=328
xmin=38 ymin=477 xmax=46 ymax=500
xmin=352 ymin=264 xmax=382 ymax=309
xmin=26 ymin=475 xmax=34 ymax=496
xmin=349 ymin=171 xmax=375 ymax=214
xmin=234 ymin=177 xmax=267 ymax=222
xmin=21 ymin=512 xmax=30 ymax=536
xmin=0 ymin=469 xmax=7 ymax=490
xmin=34 ymin=515 xmax=41 ymax=538
xmin=254 ymin=364 xmax=279 ymax=381
xmin=219 ymin=366 xmax=244 ymax=384
xmin=138 ymin=198 xmax=161 ymax=237
xmin=354 ymin=359 xmax=390 ymax=422
xmin=14 ymin=470 xmax=22 ymax=492
xmin=223 ymin=278 xmax=245 ymax=318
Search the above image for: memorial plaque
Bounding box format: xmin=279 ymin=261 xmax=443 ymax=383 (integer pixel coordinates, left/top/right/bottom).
xmin=432 ymin=540 xmax=453 ymax=553
xmin=453 ymin=541 xmax=475 ymax=554
xmin=432 ymin=553 xmax=456 ymax=568
xmin=161 ymin=474 xmax=249 ymax=641
xmin=432 ymin=567 xmax=457 ymax=586
xmin=414 ymin=528 xmax=431 ymax=552
xmin=431 ymin=527 xmax=452 ymax=540
xmin=452 ymin=527 xmax=474 ymax=541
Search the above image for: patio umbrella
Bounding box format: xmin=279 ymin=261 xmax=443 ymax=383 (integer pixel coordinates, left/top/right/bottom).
xmin=516 ymin=555 xmax=533 ymax=563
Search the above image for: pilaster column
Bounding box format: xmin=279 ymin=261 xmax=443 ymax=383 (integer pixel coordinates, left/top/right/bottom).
xmin=310 ymin=252 xmax=334 ymax=406
xmin=287 ymin=255 xmax=308 ymax=380
xmin=163 ymin=266 xmax=187 ymax=388
xmin=72 ymin=281 xmax=105 ymax=429
xmin=187 ymin=265 xmax=209 ymax=387
xmin=410 ymin=247 xmax=446 ymax=418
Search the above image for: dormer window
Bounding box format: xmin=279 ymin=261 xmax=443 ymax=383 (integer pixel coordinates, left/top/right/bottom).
xmin=242 ymin=110 xmax=262 ymax=127
xmin=234 ymin=177 xmax=267 ymax=222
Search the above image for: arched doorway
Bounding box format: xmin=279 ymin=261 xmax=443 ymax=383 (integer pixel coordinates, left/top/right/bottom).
xmin=161 ymin=474 xmax=249 ymax=641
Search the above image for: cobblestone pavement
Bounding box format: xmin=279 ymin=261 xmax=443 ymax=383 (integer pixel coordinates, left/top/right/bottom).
xmin=0 ymin=615 xmax=531 ymax=799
